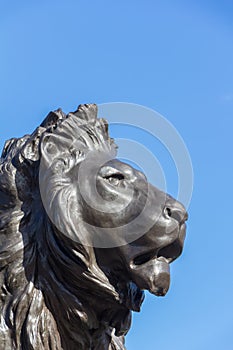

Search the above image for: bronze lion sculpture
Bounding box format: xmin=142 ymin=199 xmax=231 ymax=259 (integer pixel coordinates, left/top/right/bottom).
xmin=0 ymin=104 xmax=187 ymax=349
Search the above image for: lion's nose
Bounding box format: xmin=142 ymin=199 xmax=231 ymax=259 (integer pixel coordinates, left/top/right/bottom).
xmin=164 ymin=200 xmax=188 ymax=224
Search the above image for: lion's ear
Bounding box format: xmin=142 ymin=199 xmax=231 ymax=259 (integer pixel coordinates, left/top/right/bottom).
xmin=72 ymin=104 xmax=97 ymax=124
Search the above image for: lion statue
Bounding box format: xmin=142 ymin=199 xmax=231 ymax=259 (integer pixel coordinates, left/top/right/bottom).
xmin=0 ymin=104 xmax=187 ymax=350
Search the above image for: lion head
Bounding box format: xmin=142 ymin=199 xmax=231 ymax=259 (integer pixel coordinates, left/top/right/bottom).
xmin=0 ymin=104 xmax=187 ymax=349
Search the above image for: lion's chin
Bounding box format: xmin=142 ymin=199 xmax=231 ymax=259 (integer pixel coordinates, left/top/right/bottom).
xmin=129 ymin=257 xmax=170 ymax=297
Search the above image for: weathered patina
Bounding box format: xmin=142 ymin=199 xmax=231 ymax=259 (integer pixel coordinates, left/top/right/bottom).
xmin=0 ymin=104 xmax=187 ymax=349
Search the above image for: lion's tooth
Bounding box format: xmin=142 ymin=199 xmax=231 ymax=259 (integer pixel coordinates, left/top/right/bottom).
xmin=157 ymin=256 xmax=168 ymax=263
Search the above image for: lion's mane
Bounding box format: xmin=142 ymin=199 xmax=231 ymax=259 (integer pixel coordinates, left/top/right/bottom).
xmin=0 ymin=105 xmax=129 ymax=350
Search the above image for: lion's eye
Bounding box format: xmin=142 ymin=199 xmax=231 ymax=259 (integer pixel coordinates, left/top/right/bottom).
xmin=104 ymin=173 xmax=124 ymax=186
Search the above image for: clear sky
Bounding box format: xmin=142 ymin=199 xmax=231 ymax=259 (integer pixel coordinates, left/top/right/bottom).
xmin=1 ymin=1 xmax=233 ymax=349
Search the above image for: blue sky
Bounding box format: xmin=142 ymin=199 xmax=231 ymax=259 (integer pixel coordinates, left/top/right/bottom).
xmin=1 ymin=1 xmax=233 ymax=349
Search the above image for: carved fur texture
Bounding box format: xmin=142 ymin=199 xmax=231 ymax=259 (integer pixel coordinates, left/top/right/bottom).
xmin=0 ymin=105 xmax=127 ymax=349
xmin=0 ymin=104 xmax=187 ymax=350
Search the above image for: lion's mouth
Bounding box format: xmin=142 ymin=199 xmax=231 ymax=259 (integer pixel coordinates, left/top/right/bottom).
xmin=129 ymin=227 xmax=185 ymax=297
xmin=133 ymin=238 xmax=183 ymax=266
